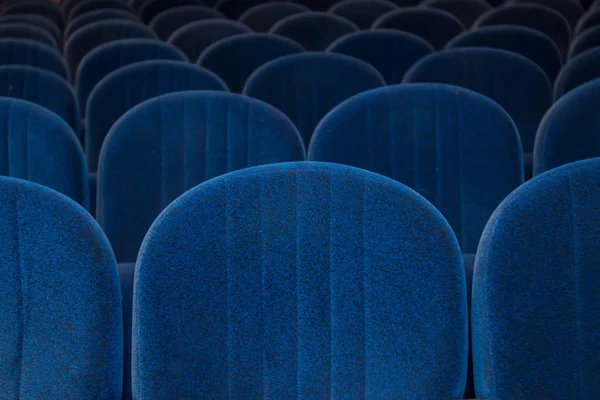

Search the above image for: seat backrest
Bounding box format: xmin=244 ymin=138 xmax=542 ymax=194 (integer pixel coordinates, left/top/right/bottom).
xmin=64 ymin=9 xmax=140 ymax=39
xmin=68 ymin=0 xmax=131 ymax=22
xmin=421 ymin=0 xmax=491 ymax=28
xmin=510 ymin=0 xmax=583 ymax=29
xmin=132 ymin=161 xmax=468 ymax=398
xmin=139 ymin=0 xmax=207 ymax=24
xmin=472 ymin=157 xmax=600 ymax=399
xmin=554 ymin=47 xmax=600 ymax=99
xmin=329 ymin=0 xmax=398 ymax=30
xmin=568 ymin=25 xmax=600 ymax=59
xmin=404 ymin=48 xmax=552 ymax=153
xmin=310 ymin=83 xmax=523 ymax=253
xmin=243 ymin=52 xmax=385 ymax=147
xmin=3 ymin=1 xmax=65 ymax=30
xmin=239 ymin=2 xmax=309 ymax=32
xmin=148 ymin=5 xmax=224 ymax=40
xmin=86 ymin=60 xmax=227 ymax=172
xmin=98 ymin=91 xmax=305 ymax=262
xmin=0 ymin=39 xmax=68 ymax=80
xmin=0 ymin=23 xmax=58 ymax=49
xmin=575 ymin=8 xmax=600 ymax=35
xmin=0 ymin=176 xmax=122 ymax=398
xmin=0 ymin=15 xmax=61 ymax=43
xmin=214 ymin=0 xmax=268 ymax=19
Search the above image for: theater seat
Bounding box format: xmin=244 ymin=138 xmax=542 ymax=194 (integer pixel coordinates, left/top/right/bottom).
xmin=421 ymin=0 xmax=491 ymax=28
xmin=0 ymin=39 xmax=68 ymax=80
xmin=149 ymin=5 xmax=224 ymax=40
xmin=329 ymin=0 xmax=398 ymax=30
xmin=554 ymin=47 xmax=600 ymax=99
xmin=64 ymin=9 xmax=141 ymax=39
xmin=239 ymin=2 xmax=309 ymax=32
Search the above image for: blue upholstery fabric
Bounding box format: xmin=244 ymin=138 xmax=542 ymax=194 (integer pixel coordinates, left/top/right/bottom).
xmin=575 ymin=8 xmax=600 ymax=35
xmin=0 ymin=98 xmax=88 ymax=208
xmin=86 ymin=60 xmax=227 ymax=172
xmin=510 ymin=0 xmax=583 ymax=29
xmin=0 ymin=39 xmax=68 ymax=80
xmin=215 ymin=0 xmax=268 ymax=19
xmin=149 ymin=5 xmax=224 ymax=40
xmin=64 ymin=20 xmax=155 ymax=83
xmin=0 ymin=23 xmax=57 ymax=49
xmin=76 ymin=39 xmax=186 ymax=117
xmin=118 ymin=263 xmax=135 ymax=400
xmin=244 ymin=52 xmax=385 ymax=147
xmin=421 ymin=0 xmax=491 ymax=28
xmin=328 ymin=30 xmax=434 ymax=84
xmin=3 ymin=1 xmax=65 ymax=30
xmin=198 ymin=33 xmax=304 ymax=93
xmin=270 ymin=12 xmax=359 ymax=51
xmin=472 ymin=158 xmax=600 ymax=399
xmin=139 ymin=0 xmax=207 ymax=24
xmin=372 ymin=8 xmax=465 ymax=49
xmin=292 ymin=0 xmax=346 ymax=10
xmin=0 ymin=66 xmax=80 ymax=135
xmin=554 ymin=47 xmax=600 ymax=99
xmin=404 ymin=48 xmax=552 ymax=154
xmin=132 ymin=162 xmax=468 ymax=398
xmin=64 ymin=9 xmax=140 ymax=39
xmin=0 ymin=176 xmax=122 ymax=398
xmin=0 ymin=15 xmax=61 ymax=42
xmin=239 ymin=2 xmax=309 ymax=32
xmin=68 ymin=0 xmax=131 ymax=22
xmin=473 ymin=4 xmax=571 ymax=57
xmin=98 ymin=91 xmax=305 ymax=262
xmin=309 ymin=84 xmax=523 ymax=253
xmin=446 ymin=26 xmax=562 ymax=83
xmin=167 ymin=20 xmax=250 ymax=64
xmin=569 ymin=25 xmax=600 ymax=58
xmin=329 ymin=0 xmax=398 ymax=30
xmin=534 ymin=78 xmax=600 ymax=175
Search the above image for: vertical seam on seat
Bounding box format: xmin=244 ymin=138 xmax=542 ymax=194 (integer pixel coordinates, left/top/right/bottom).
xmin=456 ymin=95 xmax=465 ymax=247
xmin=5 ymin=101 xmax=11 ymax=174
xmin=23 ymin=107 xmax=29 ymax=179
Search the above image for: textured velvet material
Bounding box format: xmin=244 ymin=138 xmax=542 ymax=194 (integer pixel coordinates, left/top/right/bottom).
xmin=76 ymin=39 xmax=186 ymax=118
xmin=510 ymin=0 xmax=583 ymax=29
xmin=68 ymin=0 xmax=131 ymax=22
xmin=309 ymin=84 xmax=524 ymax=253
xmin=575 ymin=8 xmax=600 ymax=35
xmin=270 ymin=12 xmax=359 ymax=51
xmin=404 ymin=48 xmax=552 ymax=153
xmin=473 ymin=4 xmax=571 ymax=57
xmin=118 ymin=263 xmax=135 ymax=400
xmin=98 ymin=91 xmax=305 ymax=262
xmin=139 ymin=0 xmax=208 ymax=24
xmin=86 ymin=60 xmax=227 ymax=172
xmin=0 ymin=66 xmax=80 ymax=135
xmin=149 ymin=5 xmax=224 ymax=40
xmin=473 ymin=158 xmax=600 ymax=399
xmin=0 ymin=98 xmax=88 ymax=208
xmin=421 ymin=0 xmax=491 ymax=28
xmin=534 ymin=79 xmax=600 ymax=175
xmin=198 ymin=33 xmax=304 ymax=92
xmin=215 ymin=0 xmax=269 ymax=19
xmin=329 ymin=0 xmax=398 ymax=30
xmin=446 ymin=26 xmax=562 ymax=83
xmin=64 ymin=9 xmax=140 ymax=39
xmin=372 ymin=8 xmax=465 ymax=50
xmin=3 ymin=2 xmax=65 ymax=30
xmin=132 ymin=162 xmax=468 ymax=399
xmin=167 ymin=20 xmax=251 ymax=64
xmin=0 ymin=39 xmax=68 ymax=80
xmin=64 ymin=20 xmax=155 ymax=83
xmin=327 ymin=29 xmax=434 ymax=84
xmin=0 ymin=23 xmax=58 ymax=49
xmin=554 ymin=47 xmax=600 ymax=99
xmin=244 ymin=52 xmax=385 ymax=147
xmin=569 ymin=25 xmax=600 ymax=58
xmin=0 ymin=176 xmax=122 ymax=398
xmin=239 ymin=2 xmax=309 ymax=32
xmin=0 ymin=15 xmax=61 ymax=42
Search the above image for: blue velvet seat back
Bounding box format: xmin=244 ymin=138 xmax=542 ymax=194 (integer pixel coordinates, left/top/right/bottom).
xmin=64 ymin=9 xmax=140 ymax=39
xmin=421 ymin=0 xmax=491 ymax=28
xmin=329 ymin=0 xmax=398 ymax=30
xmin=239 ymin=2 xmax=309 ymax=32
xmin=0 ymin=23 xmax=58 ymax=49
xmin=0 ymin=39 xmax=68 ymax=80
xmin=554 ymin=47 xmax=600 ymax=99
xmin=148 ymin=5 xmax=224 ymax=40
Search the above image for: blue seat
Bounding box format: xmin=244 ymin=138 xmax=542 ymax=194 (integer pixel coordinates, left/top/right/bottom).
xmin=244 ymin=52 xmax=385 ymax=147
xmin=0 ymin=98 xmax=88 ymax=208
xmin=64 ymin=20 xmax=155 ymax=83
xmin=569 ymin=25 xmax=600 ymax=58
xmin=373 ymin=8 xmax=465 ymax=49
xmin=198 ymin=33 xmax=304 ymax=93
xmin=0 ymin=176 xmax=122 ymax=398
xmin=98 ymin=91 xmax=305 ymax=263
xmin=149 ymin=5 xmax=224 ymax=40
xmin=292 ymin=0 xmax=346 ymax=10
xmin=328 ymin=29 xmax=434 ymax=84
xmin=310 ymin=84 xmax=523 ymax=254
xmin=329 ymin=0 xmax=398 ymax=30
xmin=0 ymin=39 xmax=68 ymax=80
xmin=215 ymin=0 xmax=268 ymax=19
xmin=534 ymin=79 xmax=600 ymax=175
xmin=421 ymin=0 xmax=491 ymax=28
xmin=239 ymin=2 xmax=309 ymax=32
xmin=76 ymin=39 xmax=186 ymax=118
xmin=555 ymin=47 xmax=600 ymax=99
xmin=0 ymin=15 xmax=61 ymax=42
xmin=510 ymin=0 xmax=583 ymax=29
xmin=64 ymin=9 xmax=140 ymax=39
xmin=86 ymin=60 xmax=227 ymax=172
xmin=132 ymin=161 xmax=468 ymax=398
xmin=0 ymin=23 xmax=58 ymax=49
xmin=473 ymin=158 xmax=600 ymax=399
xmin=446 ymin=26 xmax=562 ymax=83
xmin=270 ymin=11 xmax=358 ymax=51
xmin=575 ymin=8 xmax=600 ymax=35
xmin=68 ymin=0 xmax=131 ymax=22
xmin=139 ymin=0 xmax=207 ymax=24
xmin=167 ymin=19 xmax=250 ymax=63
xmin=3 ymin=1 xmax=65 ymax=30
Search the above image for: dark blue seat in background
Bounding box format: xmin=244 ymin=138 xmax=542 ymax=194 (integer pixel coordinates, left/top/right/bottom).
xmin=555 ymin=47 xmax=600 ymax=99
xmin=3 ymin=1 xmax=65 ymax=31
xmin=510 ymin=0 xmax=583 ymax=30
xmin=239 ymin=2 xmax=309 ymax=32
xmin=0 ymin=39 xmax=68 ymax=79
xmin=569 ymin=25 xmax=600 ymax=58
xmin=139 ymin=0 xmax=207 ymax=24
xmin=421 ymin=0 xmax=491 ymax=28
xmin=292 ymin=0 xmax=345 ymax=10
xmin=148 ymin=5 xmax=224 ymax=40
xmin=575 ymin=8 xmax=600 ymax=35
xmin=64 ymin=9 xmax=141 ymax=40
xmin=214 ymin=0 xmax=269 ymax=19
xmin=0 ymin=23 xmax=58 ymax=49
xmin=0 ymin=15 xmax=61 ymax=43
xmin=329 ymin=0 xmax=398 ymax=30
xmin=68 ymin=0 xmax=131 ymax=22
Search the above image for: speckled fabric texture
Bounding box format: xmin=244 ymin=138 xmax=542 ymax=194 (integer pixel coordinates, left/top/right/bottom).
xmin=555 ymin=47 xmax=600 ymax=100
xmin=0 ymin=39 xmax=68 ymax=80
xmin=239 ymin=2 xmax=309 ymax=32
xmin=0 ymin=176 xmax=122 ymax=398
xmin=473 ymin=158 xmax=600 ymax=399
xmin=64 ymin=9 xmax=141 ymax=40
xmin=133 ymin=162 xmax=468 ymax=399
xmin=149 ymin=6 xmax=224 ymax=41
xmin=328 ymin=0 xmax=398 ymax=30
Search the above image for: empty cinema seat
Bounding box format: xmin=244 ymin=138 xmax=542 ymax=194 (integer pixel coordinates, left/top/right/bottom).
xmin=0 ymin=176 xmax=122 ymax=398
xmin=3 ymin=1 xmax=65 ymax=31
xmin=510 ymin=0 xmax=583 ymax=30
xmin=421 ymin=0 xmax=491 ymax=28
xmin=310 ymin=84 xmax=523 ymax=254
xmin=270 ymin=12 xmax=359 ymax=51
xmin=329 ymin=0 xmax=398 ymax=30
xmin=0 ymin=15 xmax=61 ymax=43
xmin=149 ymin=5 xmax=224 ymax=40
xmin=68 ymin=0 xmax=131 ymax=22
xmin=64 ymin=20 xmax=155 ymax=83
xmin=76 ymin=39 xmax=186 ymax=117
xmin=0 ymin=98 xmax=88 ymax=208
xmin=167 ymin=20 xmax=251 ymax=63
xmin=239 ymin=2 xmax=310 ymax=32
xmin=0 ymin=23 xmax=58 ymax=49
xmin=446 ymin=26 xmax=562 ymax=83
xmin=86 ymin=60 xmax=228 ymax=172
xmin=244 ymin=52 xmax=385 ymax=146
xmin=328 ymin=30 xmax=434 ymax=84
xmin=215 ymin=0 xmax=269 ymax=19
xmin=472 ymin=158 xmax=600 ymax=399
xmin=575 ymin=8 xmax=600 ymax=35
xmin=132 ymin=162 xmax=468 ymax=398
xmin=534 ymin=79 xmax=600 ymax=175
xmin=139 ymin=0 xmax=208 ymax=24
xmin=0 ymin=39 xmax=68 ymax=80
xmin=372 ymin=8 xmax=465 ymax=50
xmin=198 ymin=33 xmax=304 ymax=93
xmin=569 ymin=25 xmax=600 ymax=58
xmin=64 ymin=9 xmax=141 ymax=39
xmin=554 ymin=47 xmax=600 ymax=99
xmin=97 ymin=91 xmax=305 ymax=263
